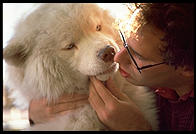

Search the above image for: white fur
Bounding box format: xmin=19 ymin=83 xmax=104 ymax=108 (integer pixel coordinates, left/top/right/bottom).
xmin=4 ymin=3 xmax=159 ymax=130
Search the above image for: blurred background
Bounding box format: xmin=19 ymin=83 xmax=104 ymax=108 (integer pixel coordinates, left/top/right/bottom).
xmin=3 ymin=3 xmax=39 ymax=131
xmin=3 ymin=3 xmax=129 ymax=131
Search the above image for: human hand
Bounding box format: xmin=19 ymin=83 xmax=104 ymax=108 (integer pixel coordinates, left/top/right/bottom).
xmin=29 ymin=93 xmax=89 ymax=124
xmin=88 ymin=77 xmax=152 ymax=131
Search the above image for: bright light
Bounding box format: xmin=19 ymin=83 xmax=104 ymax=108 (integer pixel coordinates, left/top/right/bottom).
xmin=97 ymin=3 xmax=130 ymax=18
xmin=3 ymin=3 xmax=40 ymax=81
xmin=3 ymin=3 xmax=131 ymax=81
xmin=3 ymin=3 xmax=131 ymax=131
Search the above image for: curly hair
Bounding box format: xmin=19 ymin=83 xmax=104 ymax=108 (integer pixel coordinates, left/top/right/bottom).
xmin=129 ymin=3 xmax=194 ymax=70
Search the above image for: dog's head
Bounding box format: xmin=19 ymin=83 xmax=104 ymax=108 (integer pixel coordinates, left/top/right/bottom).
xmin=3 ymin=4 xmax=121 ymax=100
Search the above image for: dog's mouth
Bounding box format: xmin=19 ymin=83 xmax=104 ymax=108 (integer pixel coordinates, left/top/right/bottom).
xmin=93 ymin=62 xmax=119 ymax=81
xmin=96 ymin=63 xmax=117 ymax=76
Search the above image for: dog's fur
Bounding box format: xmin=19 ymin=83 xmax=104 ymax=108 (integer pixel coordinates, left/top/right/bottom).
xmin=3 ymin=3 xmax=159 ymax=130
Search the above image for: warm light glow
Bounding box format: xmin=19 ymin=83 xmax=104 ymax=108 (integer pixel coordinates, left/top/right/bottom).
xmin=3 ymin=3 xmax=139 ymax=131
xmin=10 ymin=108 xmax=22 ymax=120
xmin=3 ymin=107 xmax=29 ymax=131
xmin=97 ymin=3 xmax=140 ymax=40
xmin=97 ymin=3 xmax=131 ymax=32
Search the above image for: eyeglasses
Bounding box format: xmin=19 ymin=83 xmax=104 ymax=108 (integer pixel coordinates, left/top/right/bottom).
xmin=119 ymin=30 xmax=165 ymax=74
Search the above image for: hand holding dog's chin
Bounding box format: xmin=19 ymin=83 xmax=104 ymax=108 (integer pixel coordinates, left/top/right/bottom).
xmin=89 ymin=77 xmax=152 ymax=131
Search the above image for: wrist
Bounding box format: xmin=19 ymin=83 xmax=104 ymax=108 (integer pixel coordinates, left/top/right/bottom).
xmin=134 ymin=116 xmax=152 ymax=131
xmin=127 ymin=109 xmax=153 ymax=131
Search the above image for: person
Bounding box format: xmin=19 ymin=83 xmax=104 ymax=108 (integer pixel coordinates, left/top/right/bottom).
xmin=28 ymin=3 xmax=194 ymax=130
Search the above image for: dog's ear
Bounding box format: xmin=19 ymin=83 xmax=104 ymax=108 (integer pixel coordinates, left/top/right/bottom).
xmin=3 ymin=41 xmax=30 ymax=67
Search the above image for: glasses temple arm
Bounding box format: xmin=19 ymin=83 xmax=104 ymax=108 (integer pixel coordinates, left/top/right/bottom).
xmin=119 ymin=30 xmax=141 ymax=73
xmin=139 ymin=62 xmax=165 ymax=70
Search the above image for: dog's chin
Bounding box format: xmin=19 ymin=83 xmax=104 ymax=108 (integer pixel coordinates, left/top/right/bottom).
xmin=96 ymin=73 xmax=113 ymax=81
xmin=95 ymin=63 xmax=119 ymax=81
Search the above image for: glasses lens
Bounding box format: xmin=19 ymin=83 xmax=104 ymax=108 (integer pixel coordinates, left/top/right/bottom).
xmin=119 ymin=30 xmax=141 ymax=73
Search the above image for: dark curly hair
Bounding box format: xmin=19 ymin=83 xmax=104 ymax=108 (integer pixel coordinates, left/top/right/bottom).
xmin=134 ymin=3 xmax=194 ymax=71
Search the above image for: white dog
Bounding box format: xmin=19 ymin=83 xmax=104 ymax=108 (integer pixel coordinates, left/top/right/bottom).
xmin=3 ymin=3 xmax=158 ymax=130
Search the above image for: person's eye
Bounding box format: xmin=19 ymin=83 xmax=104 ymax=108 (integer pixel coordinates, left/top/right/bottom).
xmin=135 ymin=54 xmax=144 ymax=61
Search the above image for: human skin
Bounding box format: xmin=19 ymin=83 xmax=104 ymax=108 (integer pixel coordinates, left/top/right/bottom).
xmin=29 ymin=93 xmax=89 ymax=124
xmin=88 ymin=23 xmax=194 ymax=130
xmin=29 ymin=23 xmax=193 ymax=129
xmin=29 ymin=7 xmax=193 ymax=129
xmin=89 ymin=76 xmax=153 ymax=130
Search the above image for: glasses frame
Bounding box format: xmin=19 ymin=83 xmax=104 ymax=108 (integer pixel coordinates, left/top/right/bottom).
xmin=119 ymin=30 xmax=165 ymax=74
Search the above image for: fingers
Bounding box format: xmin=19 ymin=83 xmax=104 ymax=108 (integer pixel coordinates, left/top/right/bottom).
xmin=45 ymin=93 xmax=89 ymax=114
xmin=51 ymin=98 xmax=89 ymax=114
xmin=56 ymin=93 xmax=89 ymax=104
xmin=106 ymin=78 xmax=130 ymax=101
xmin=29 ymin=98 xmax=53 ymax=123
xmin=57 ymin=109 xmax=76 ymax=116
xmin=88 ymin=82 xmax=105 ymax=112
xmin=29 ymin=93 xmax=89 ymax=123
xmin=90 ymin=77 xmax=118 ymax=106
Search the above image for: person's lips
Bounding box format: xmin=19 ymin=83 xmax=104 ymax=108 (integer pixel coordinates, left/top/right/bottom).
xmin=119 ymin=67 xmax=130 ymax=78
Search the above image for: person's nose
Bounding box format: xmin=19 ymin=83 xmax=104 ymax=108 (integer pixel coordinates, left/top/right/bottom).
xmin=114 ymin=47 xmax=130 ymax=65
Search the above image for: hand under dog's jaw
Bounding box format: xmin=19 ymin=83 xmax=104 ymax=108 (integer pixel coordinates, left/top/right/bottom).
xmin=94 ymin=62 xmax=119 ymax=81
xmin=97 ymin=63 xmax=117 ymax=75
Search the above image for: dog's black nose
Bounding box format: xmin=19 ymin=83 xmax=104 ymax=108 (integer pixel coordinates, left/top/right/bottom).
xmin=97 ymin=45 xmax=115 ymax=62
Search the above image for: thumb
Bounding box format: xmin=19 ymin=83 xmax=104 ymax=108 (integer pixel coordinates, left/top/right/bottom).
xmin=106 ymin=77 xmax=130 ymax=101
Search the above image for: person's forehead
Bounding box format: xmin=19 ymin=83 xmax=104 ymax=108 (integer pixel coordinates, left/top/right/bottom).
xmin=128 ymin=24 xmax=166 ymax=62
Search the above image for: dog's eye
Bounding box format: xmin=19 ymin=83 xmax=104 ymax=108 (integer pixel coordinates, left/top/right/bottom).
xmin=96 ymin=25 xmax=102 ymax=31
xmin=66 ymin=43 xmax=75 ymax=50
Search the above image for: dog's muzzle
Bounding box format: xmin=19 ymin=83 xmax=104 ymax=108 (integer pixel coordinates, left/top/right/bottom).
xmin=97 ymin=45 xmax=116 ymax=63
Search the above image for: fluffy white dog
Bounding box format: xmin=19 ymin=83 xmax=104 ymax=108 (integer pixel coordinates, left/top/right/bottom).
xmin=3 ymin=3 xmax=158 ymax=130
